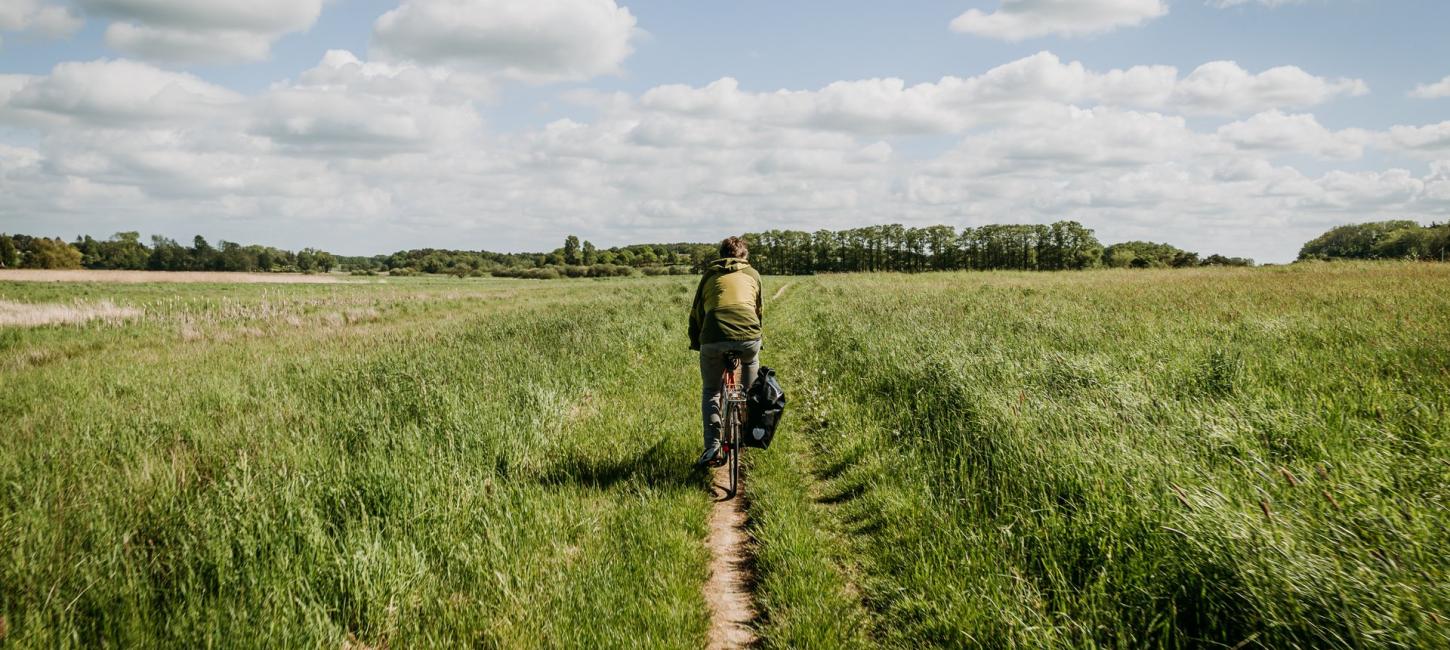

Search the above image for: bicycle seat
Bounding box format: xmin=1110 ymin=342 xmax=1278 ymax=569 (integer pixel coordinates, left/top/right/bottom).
xmin=723 ymin=351 xmax=741 ymax=371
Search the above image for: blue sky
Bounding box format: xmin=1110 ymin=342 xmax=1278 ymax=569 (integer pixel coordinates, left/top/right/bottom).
xmin=2 ymin=0 xmax=1449 ymax=262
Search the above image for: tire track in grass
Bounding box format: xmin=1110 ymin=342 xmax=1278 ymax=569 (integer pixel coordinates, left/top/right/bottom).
xmin=701 ymin=280 xmax=791 ymax=649
xmin=750 ymin=278 xmax=875 ymax=647
xmin=705 ymin=472 xmax=756 ymax=649
xmin=771 ymin=282 xmax=791 ymax=301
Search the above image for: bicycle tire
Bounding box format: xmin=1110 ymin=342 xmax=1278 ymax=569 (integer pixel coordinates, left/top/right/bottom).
xmin=731 ymin=412 xmax=741 ymax=496
xmin=727 ymin=395 xmax=740 ymax=497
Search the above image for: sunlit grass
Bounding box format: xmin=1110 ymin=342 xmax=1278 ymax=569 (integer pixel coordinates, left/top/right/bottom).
xmin=752 ymin=262 xmax=1450 ymax=648
xmin=0 ymin=276 xmax=712 ymax=648
xmin=2 ymin=263 xmax=1445 ymax=648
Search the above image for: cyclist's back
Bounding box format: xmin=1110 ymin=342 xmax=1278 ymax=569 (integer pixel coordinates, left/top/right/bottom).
xmin=689 ymin=237 xmax=763 ymax=467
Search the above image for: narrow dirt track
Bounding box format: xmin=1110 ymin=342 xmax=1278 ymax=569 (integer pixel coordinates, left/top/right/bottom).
xmin=771 ymin=282 xmax=791 ymax=301
xmin=700 ymin=278 xmax=792 ymax=649
xmin=704 ymin=472 xmax=756 ymax=649
xmin=701 ymin=278 xmax=792 ymax=649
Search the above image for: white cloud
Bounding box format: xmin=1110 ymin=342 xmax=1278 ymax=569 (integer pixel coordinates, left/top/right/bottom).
xmin=632 ymin=53 xmax=1369 ymax=137
xmin=1409 ymin=74 xmax=1450 ymax=99
xmin=951 ymin=0 xmax=1167 ymax=41
xmin=250 ymin=51 xmax=484 ymax=156
xmin=372 ymin=0 xmax=639 ymax=82
xmin=1305 ymin=169 xmax=1425 ymax=210
xmin=77 ymin=0 xmax=327 ymax=64
xmin=0 ymin=59 xmax=242 ymax=127
xmin=1170 ymin=61 xmax=1367 ymax=115
xmin=0 ymin=0 xmax=83 ymax=39
xmin=0 ymin=49 xmax=1442 ymax=264
xmin=1384 ymin=122 xmax=1450 ymax=155
xmin=952 ymin=107 xmax=1221 ymax=169
xmin=1217 ymin=111 xmax=1368 ymax=159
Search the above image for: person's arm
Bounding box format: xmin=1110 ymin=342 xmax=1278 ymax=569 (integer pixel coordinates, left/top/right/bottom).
xmin=754 ymin=270 xmax=764 ymax=321
xmin=688 ymin=273 xmax=707 ymax=351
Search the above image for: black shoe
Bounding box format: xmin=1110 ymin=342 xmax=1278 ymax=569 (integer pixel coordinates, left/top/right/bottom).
xmin=693 ymin=440 xmax=722 ymax=468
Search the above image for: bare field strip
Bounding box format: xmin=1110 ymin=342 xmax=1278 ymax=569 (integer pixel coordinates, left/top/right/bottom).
xmin=0 ymin=299 xmax=141 ymax=327
xmin=0 ymin=270 xmax=341 ymax=284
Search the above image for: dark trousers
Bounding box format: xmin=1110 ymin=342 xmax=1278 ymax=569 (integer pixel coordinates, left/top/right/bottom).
xmin=698 ymin=339 xmax=761 ymax=447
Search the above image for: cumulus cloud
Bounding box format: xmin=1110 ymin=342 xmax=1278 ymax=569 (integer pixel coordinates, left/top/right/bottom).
xmin=1409 ymin=74 xmax=1450 ymax=99
xmin=77 ymin=0 xmax=327 ymax=64
xmin=251 ymin=51 xmax=484 ymax=156
xmin=1170 ymin=61 xmax=1367 ymax=115
xmin=951 ymin=0 xmax=1168 ymax=41
xmin=1383 ymin=122 xmax=1450 ymax=155
xmin=372 ymin=0 xmax=639 ymax=82
xmin=1217 ymin=110 xmax=1368 ymax=159
xmin=0 ymin=0 xmax=84 ymax=39
xmin=632 ymin=52 xmax=1369 ymax=136
xmin=0 ymin=59 xmax=242 ymax=127
xmin=0 ymin=48 xmax=1443 ymax=264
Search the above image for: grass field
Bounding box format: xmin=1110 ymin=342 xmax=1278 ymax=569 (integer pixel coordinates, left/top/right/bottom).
xmin=2 ymin=264 xmax=1447 ymax=648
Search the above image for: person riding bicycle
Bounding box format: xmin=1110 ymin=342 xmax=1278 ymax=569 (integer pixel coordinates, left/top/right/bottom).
xmin=689 ymin=236 xmax=763 ymax=468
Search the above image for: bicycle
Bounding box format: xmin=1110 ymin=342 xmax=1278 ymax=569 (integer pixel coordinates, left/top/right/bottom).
xmin=712 ymin=351 xmax=748 ymax=500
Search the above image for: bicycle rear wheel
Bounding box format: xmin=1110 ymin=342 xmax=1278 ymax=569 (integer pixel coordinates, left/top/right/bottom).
xmin=727 ymin=399 xmax=741 ymax=498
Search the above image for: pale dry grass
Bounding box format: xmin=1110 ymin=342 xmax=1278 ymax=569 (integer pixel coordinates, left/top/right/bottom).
xmin=0 ymin=270 xmax=339 ymax=284
xmin=0 ymin=299 xmax=142 ymax=327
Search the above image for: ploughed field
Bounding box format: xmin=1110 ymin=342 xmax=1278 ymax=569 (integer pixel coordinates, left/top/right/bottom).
xmin=1 ymin=264 xmax=1447 ymax=648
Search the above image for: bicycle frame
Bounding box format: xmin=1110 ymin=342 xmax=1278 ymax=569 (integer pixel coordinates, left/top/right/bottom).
xmin=718 ymin=354 xmax=746 ymax=499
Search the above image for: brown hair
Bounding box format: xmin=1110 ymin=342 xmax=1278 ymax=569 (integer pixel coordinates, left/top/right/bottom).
xmin=719 ymin=237 xmax=748 ymax=260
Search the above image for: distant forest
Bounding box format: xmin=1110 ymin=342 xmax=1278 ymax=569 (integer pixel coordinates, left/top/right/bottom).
xmin=740 ymin=221 xmax=1250 ymax=274
xmin=1298 ymin=220 xmax=1450 ymax=262
xmin=0 ymin=232 xmax=337 ymax=274
xmin=2 ymin=220 xmax=1445 ymax=277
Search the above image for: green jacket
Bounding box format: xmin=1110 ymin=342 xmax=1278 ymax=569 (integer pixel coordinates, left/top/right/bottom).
xmin=689 ymin=258 xmax=763 ymax=350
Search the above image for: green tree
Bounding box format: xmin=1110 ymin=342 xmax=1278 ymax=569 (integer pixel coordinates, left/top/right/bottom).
xmin=1201 ymin=254 xmax=1254 ymax=267
xmin=0 ymin=234 xmax=18 ymax=268
xmin=564 ymin=235 xmax=581 ymax=265
xmin=1298 ymin=220 xmax=1421 ymax=260
xmin=581 ymin=240 xmax=597 ymax=265
xmin=1103 ymin=241 xmax=1194 ymax=268
xmin=96 ymin=232 xmax=149 ymax=269
xmin=21 ymin=237 xmax=83 ymax=269
xmin=148 ymin=236 xmax=187 ymax=270
xmin=191 ymin=236 xmax=216 ymax=270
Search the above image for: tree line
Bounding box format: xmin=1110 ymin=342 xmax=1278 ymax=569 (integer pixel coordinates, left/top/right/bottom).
xmin=0 ymin=232 xmax=337 ymax=273
xmin=351 ymin=238 xmax=717 ymax=278
xmin=1298 ymin=221 xmax=1450 ymax=262
xmin=5 ymin=219 xmax=1440 ymax=277
xmin=740 ymin=221 xmax=1252 ymax=275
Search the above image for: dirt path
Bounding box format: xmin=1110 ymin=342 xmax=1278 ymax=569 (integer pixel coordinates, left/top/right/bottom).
xmin=704 ymin=468 xmax=756 ymax=649
xmin=699 ymin=277 xmax=792 ymax=649
xmin=771 ymin=282 xmax=791 ymax=301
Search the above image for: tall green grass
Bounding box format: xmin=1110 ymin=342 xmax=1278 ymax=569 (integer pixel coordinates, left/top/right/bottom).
xmin=3 ymin=264 xmax=1446 ymax=648
xmin=1 ymin=277 xmax=713 ymax=647
xmin=752 ymin=263 xmax=1449 ymax=648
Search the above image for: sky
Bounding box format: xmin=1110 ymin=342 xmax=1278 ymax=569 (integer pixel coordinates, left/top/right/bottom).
xmin=2 ymin=1 xmax=1449 ymax=262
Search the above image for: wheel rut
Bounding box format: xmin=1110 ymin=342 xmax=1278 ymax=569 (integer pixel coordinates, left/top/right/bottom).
xmin=700 ymin=277 xmax=792 ymax=649
xmin=705 ymin=469 xmax=756 ymax=649
xmin=771 ymin=282 xmax=791 ymax=301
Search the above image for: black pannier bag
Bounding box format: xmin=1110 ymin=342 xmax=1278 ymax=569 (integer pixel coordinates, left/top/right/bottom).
xmin=744 ymin=366 xmax=786 ymax=449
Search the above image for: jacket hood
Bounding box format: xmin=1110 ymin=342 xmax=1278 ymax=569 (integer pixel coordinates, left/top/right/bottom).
xmin=709 ymin=257 xmax=751 ymax=272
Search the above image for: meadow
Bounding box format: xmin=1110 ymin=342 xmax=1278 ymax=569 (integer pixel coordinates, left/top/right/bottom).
xmin=1 ymin=263 xmax=1447 ymax=648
